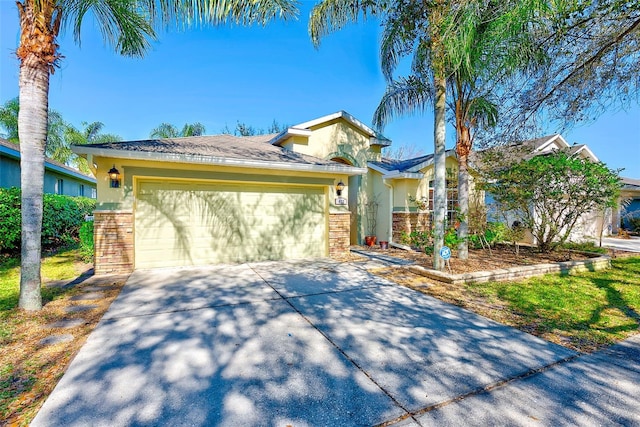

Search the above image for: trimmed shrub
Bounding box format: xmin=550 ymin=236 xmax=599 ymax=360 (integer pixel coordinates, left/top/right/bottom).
xmin=79 ymin=220 xmax=94 ymax=262
xmin=0 ymin=187 xmax=96 ymax=253
xmin=0 ymin=187 xmax=21 ymax=252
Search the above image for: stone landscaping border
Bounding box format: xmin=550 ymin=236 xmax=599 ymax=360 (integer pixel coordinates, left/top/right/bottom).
xmin=408 ymin=255 xmax=611 ymax=285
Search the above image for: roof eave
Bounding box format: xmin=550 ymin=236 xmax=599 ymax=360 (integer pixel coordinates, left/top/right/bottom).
xmin=2 ymin=142 xmax=95 ymax=183
xmin=406 ymin=149 xmax=457 ymax=172
xmin=72 ymin=146 xmax=367 ymax=176
xmin=384 ymin=171 xmax=424 ymax=180
xmin=269 ymin=128 xmax=312 ymax=146
xmin=368 ymin=162 xmax=395 ymax=174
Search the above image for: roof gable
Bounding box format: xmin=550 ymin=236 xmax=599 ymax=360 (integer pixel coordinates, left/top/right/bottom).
xmin=270 ymin=111 xmax=391 ymax=147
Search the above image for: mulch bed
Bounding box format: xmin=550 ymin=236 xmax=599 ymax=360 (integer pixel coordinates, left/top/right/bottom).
xmin=357 ymin=244 xmax=609 ymax=275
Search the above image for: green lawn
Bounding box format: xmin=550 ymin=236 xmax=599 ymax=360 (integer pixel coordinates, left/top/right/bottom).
xmin=465 ymin=256 xmax=640 ymax=351
xmin=0 ymin=247 xmax=86 ymax=311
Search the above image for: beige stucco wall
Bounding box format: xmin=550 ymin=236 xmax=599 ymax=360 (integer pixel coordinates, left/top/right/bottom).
xmin=367 ymin=169 xmax=392 ymax=241
xmin=279 ymin=119 xmax=385 ymax=245
xmin=286 ymin=120 xmax=381 ymax=167
xmin=390 ymin=155 xmax=463 ymax=212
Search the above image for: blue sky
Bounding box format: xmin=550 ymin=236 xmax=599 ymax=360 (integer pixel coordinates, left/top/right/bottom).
xmin=1 ymin=1 xmax=639 ymax=177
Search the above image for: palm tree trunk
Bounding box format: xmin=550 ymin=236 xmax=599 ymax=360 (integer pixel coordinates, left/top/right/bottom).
xmin=18 ymin=62 xmax=49 ymax=311
xmin=16 ymin=0 xmax=60 ymax=311
xmin=456 ymin=107 xmax=471 ymax=260
xmin=433 ymin=74 xmax=447 ymax=271
xmin=457 ymin=152 xmax=469 ymax=259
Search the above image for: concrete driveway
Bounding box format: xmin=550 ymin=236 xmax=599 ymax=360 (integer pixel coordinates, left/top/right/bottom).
xmin=32 ymin=259 xmax=603 ymax=426
xmin=598 ymin=236 xmax=640 ymax=253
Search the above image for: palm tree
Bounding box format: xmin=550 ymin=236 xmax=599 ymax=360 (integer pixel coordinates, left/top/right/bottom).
xmin=0 ymin=98 xmax=20 ymax=143
xmin=313 ymin=0 xmax=552 ymax=265
xmin=65 ymin=121 xmax=121 ymax=173
xmin=12 ymin=0 xmax=297 ymax=311
xmin=150 ymin=122 xmax=206 ymax=138
xmin=310 ymin=0 xmax=462 ymax=270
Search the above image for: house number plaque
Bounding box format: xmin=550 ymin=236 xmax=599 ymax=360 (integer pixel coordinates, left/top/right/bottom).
xmin=335 ymin=197 xmax=348 ymax=206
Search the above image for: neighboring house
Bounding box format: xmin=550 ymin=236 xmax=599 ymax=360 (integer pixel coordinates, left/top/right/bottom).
xmin=0 ymin=138 xmax=97 ymax=198
xmin=475 ymin=134 xmax=612 ymax=244
xmin=614 ymin=177 xmax=640 ymax=232
xmin=73 ymin=111 xmax=628 ymax=274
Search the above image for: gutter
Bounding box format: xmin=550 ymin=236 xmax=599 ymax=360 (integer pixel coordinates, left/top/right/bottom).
xmin=72 ymin=146 xmax=367 ymax=176
xmin=269 ymin=127 xmax=312 ymax=146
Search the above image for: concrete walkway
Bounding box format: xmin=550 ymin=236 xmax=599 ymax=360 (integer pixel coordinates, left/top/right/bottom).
xmin=31 ymin=260 xmax=638 ymax=426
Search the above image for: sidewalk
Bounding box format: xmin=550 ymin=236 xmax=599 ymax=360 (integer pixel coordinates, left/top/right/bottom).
xmin=405 ymin=333 xmax=640 ymax=426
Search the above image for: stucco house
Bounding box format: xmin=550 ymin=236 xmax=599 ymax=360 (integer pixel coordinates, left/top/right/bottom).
xmin=615 ymin=177 xmax=640 ymax=233
xmin=0 ymin=138 xmax=96 ymax=197
xmin=74 ymin=111 xmax=629 ymax=274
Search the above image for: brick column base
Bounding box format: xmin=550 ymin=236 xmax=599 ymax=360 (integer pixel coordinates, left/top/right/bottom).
xmin=329 ymin=212 xmax=351 ymax=257
xmin=94 ymin=211 xmax=134 ymax=275
xmin=392 ymin=212 xmax=431 ymax=243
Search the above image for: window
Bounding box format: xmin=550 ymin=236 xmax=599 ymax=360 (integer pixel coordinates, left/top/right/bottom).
xmin=79 ymin=184 xmax=85 ymax=197
xmin=55 ymin=179 xmax=64 ymax=195
xmin=428 ymin=174 xmax=459 ymax=225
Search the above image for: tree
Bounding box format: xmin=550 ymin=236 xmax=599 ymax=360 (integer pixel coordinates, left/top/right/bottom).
xmin=310 ymin=0 xmax=458 ymax=270
xmin=0 ymin=97 xmax=93 ymax=166
xmin=65 ymin=121 xmax=121 ymax=173
xmin=478 ymin=149 xmax=621 ymax=252
xmin=382 ymin=143 xmax=424 ymax=161
xmin=0 ymin=98 xmax=20 ymax=144
xmin=221 ymin=119 xmax=288 ymax=136
xmin=149 ymin=122 xmax=206 ymax=138
xmin=12 ymin=0 xmax=297 ymax=311
xmin=498 ymin=0 xmax=640 ymax=135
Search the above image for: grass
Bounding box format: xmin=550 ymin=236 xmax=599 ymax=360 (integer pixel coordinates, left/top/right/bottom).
xmin=383 ymin=256 xmax=640 ymax=353
xmin=0 ymin=246 xmax=84 ymax=311
xmin=0 ymin=246 xmax=127 ymax=426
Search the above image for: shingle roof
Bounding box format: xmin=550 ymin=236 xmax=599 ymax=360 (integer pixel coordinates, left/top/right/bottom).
xmin=74 ymin=134 xmax=350 ymax=168
xmin=622 ymin=177 xmax=640 ymax=189
xmin=369 ymin=153 xmax=436 ymax=172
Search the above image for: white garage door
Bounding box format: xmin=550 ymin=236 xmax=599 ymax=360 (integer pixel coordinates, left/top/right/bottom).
xmin=135 ymin=180 xmax=327 ymax=269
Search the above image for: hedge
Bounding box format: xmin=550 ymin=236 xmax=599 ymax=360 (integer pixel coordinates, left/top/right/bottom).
xmin=0 ymin=187 xmax=96 ymax=253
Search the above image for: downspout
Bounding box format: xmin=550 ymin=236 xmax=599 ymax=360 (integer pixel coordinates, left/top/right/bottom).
xmin=383 ymin=177 xmax=394 ymax=244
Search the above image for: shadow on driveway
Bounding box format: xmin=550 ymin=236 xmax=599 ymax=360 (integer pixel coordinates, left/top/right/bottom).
xmin=32 ymin=260 xmax=579 ymax=427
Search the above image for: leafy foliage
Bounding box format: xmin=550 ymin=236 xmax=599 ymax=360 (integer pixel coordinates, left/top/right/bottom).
xmin=561 ymin=241 xmax=608 ymax=254
xmin=0 ymin=97 xmax=119 ymax=172
xmin=478 ymin=149 xmax=621 ymax=252
xmin=401 ymin=224 xmax=463 ymax=255
xmin=79 ymin=220 xmax=94 ymax=262
xmin=0 ymin=188 xmax=95 ymax=253
xmin=149 ymin=122 xmax=206 ymax=138
xmin=221 ymin=119 xmax=288 ymax=136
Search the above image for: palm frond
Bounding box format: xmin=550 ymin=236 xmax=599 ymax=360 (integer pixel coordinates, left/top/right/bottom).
xmin=309 ymin=0 xmax=382 ymax=47
xmin=373 ymin=75 xmax=432 ymax=130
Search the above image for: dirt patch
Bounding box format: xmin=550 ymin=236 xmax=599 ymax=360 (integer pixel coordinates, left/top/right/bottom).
xmin=0 ymin=272 xmax=128 ymax=426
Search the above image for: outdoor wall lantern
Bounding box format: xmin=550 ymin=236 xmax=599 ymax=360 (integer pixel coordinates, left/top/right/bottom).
xmin=336 ymin=180 xmax=345 ymax=196
xmin=108 ymin=165 xmax=121 ymax=188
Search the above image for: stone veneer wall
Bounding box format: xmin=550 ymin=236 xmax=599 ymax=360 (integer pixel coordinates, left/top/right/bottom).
xmin=94 ymin=211 xmax=134 ymax=275
xmin=392 ymin=212 xmax=431 ymax=243
xmin=329 ymin=212 xmax=351 ymax=257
